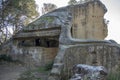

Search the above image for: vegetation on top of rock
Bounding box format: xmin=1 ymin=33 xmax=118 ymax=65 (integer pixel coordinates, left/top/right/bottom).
xmin=68 ymin=0 xmax=77 ymax=5
xmin=40 ymin=16 xmax=54 ymax=23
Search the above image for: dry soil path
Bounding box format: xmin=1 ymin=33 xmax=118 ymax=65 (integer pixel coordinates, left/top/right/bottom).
xmin=0 ymin=62 xmax=50 ymax=80
xmin=0 ymin=62 xmax=26 ymax=80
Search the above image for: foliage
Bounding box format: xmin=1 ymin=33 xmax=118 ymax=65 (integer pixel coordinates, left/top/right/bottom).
xmin=68 ymin=0 xmax=92 ymax=5
xmin=40 ymin=16 xmax=54 ymax=23
xmin=2 ymin=0 xmax=39 ymax=21
xmin=37 ymin=61 xmax=53 ymax=72
xmin=68 ymin=0 xmax=77 ymax=5
xmin=42 ymin=3 xmax=57 ymax=15
xmin=0 ymin=54 xmax=22 ymax=63
xmin=18 ymin=63 xmax=53 ymax=80
xmin=44 ymin=61 xmax=54 ymax=71
xmin=0 ymin=0 xmax=39 ymax=44
xmin=106 ymin=72 xmax=120 ymax=80
xmin=18 ymin=70 xmax=42 ymax=80
xmin=0 ymin=54 xmax=13 ymax=62
xmin=18 ymin=61 xmax=53 ymax=80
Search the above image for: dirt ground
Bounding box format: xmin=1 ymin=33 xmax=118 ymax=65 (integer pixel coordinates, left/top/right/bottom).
xmin=0 ymin=61 xmax=50 ymax=80
xmin=0 ymin=62 xmax=26 ymax=80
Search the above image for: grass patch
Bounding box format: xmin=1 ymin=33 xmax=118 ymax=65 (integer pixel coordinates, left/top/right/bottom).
xmin=107 ymin=72 xmax=120 ymax=80
xmin=44 ymin=61 xmax=53 ymax=71
xmin=18 ymin=70 xmax=42 ymax=80
xmin=37 ymin=61 xmax=53 ymax=73
xmin=18 ymin=62 xmax=53 ymax=80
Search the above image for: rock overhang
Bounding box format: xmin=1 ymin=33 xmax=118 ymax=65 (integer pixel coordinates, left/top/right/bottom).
xmin=13 ymin=0 xmax=108 ymax=40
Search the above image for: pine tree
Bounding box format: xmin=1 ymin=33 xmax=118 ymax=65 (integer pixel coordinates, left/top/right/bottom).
xmin=0 ymin=0 xmax=39 ymax=44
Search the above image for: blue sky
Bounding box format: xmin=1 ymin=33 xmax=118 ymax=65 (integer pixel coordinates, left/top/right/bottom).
xmin=35 ymin=0 xmax=120 ymax=43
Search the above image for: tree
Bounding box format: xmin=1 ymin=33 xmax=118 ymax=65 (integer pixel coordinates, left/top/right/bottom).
xmin=0 ymin=0 xmax=39 ymax=44
xmin=42 ymin=3 xmax=57 ymax=15
xmin=3 ymin=0 xmax=39 ymax=25
xmin=68 ymin=0 xmax=77 ymax=5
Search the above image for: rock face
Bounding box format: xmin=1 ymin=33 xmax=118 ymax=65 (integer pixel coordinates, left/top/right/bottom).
xmin=49 ymin=43 xmax=120 ymax=80
xmin=14 ymin=0 xmax=107 ymax=40
xmin=70 ymin=64 xmax=108 ymax=80
xmin=71 ymin=0 xmax=107 ymax=39
xmin=0 ymin=0 xmax=120 ymax=80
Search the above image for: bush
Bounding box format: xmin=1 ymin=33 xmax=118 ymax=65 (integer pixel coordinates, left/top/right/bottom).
xmin=0 ymin=54 xmax=22 ymax=64
xmin=44 ymin=61 xmax=53 ymax=71
xmin=18 ymin=70 xmax=42 ymax=80
xmin=0 ymin=54 xmax=13 ymax=62
xmin=107 ymin=72 xmax=120 ymax=80
xmin=37 ymin=61 xmax=54 ymax=72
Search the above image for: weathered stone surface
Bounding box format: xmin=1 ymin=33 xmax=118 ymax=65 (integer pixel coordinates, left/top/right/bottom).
xmin=0 ymin=40 xmax=58 ymax=66
xmin=71 ymin=0 xmax=107 ymax=39
xmin=14 ymin=0 xmax=107 ymax=40
xmin=49 ymin=43 xmax=120 ymax=80
xmin=70 ymin=64 xmax=107 ymax=80
xmin=11 ymin=46 xmax=58 ymax=66
xmin=0 ymin=0 xmax=120 ymax=80
xmin=14 ymin=29 xmax=60 ymax=39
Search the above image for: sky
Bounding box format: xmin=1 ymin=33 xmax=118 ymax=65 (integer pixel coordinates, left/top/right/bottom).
xmin=35 ymin=0 xmax=120 ymax=43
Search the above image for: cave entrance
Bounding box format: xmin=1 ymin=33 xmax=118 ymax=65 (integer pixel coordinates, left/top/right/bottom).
xmin=34 ymin=36 xmax=59 ymax=65
xmin=35 ymin=39 xmax=41 ymax=46
xmin=17 ymin=36 xmax=59 ymax=65
xmin=35 ymin=37 xmax=59 ymax=48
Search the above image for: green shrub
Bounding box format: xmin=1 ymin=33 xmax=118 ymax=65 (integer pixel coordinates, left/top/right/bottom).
xmin=44 ymin=61 xmax=53 ymax=71
xmin=18 ymin=70 xmax=42 ymax=80
xmin=0 ymin=54 xmax=13 ymax=62
xmin=0 ymin=54 xmax=22 ymax=64
xmin=107 ymin=72 xmax=120 ymax=80
xmin=37 ymin=61 xmax=53 ymax=73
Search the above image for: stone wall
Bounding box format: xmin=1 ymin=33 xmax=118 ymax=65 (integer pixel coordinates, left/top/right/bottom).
xmin=0 ymin=39 xmax=58 ymax=66
xmin=0 ymin=1 xmax=116 ymax=80
xmin=63 ymin=44 xmax=120 ymax=79
xmin=10 ymin=46 xmax=58 ymax=66
xmin=70 ymin=0 xmax=107 ymax=40
xmin=14 ymin=0 xmax=107 ymax=40
xmin=14 ymin=28 xmax=61 ymax=39
xmin=49 ymin=43 xmax=120 ymax=80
